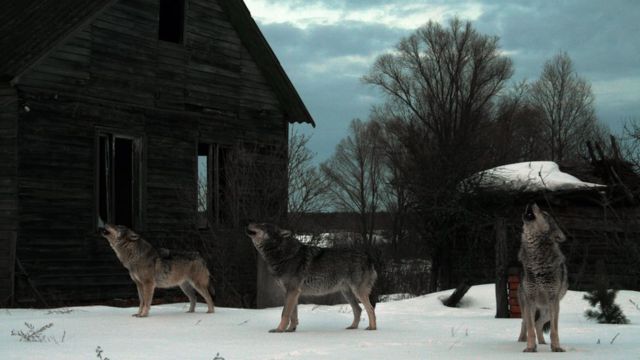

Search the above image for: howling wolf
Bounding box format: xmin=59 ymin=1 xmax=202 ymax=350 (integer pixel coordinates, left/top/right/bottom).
xmin=246 ymin=223 xmax=378 ymax=332
xmin=101 ymin=224 xmax=215 ymax=317
xmin=517 ymin=203 xmax=568 ymax=352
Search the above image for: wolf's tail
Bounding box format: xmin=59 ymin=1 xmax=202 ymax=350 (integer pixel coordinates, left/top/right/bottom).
xmin=367 ymin=247 xmax=384 ymax=309
xmin=208 ymin=276 xmax=216 ymax=302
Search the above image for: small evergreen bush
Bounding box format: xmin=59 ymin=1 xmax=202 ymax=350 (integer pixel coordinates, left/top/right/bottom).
xmin=584 ymin=288 xmax=629 ymax=324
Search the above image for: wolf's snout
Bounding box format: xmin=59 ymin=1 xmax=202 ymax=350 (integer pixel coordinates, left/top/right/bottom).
xmin=246 ymin=224 xmax=258 ymax=236
xmin=98 ymin=227 xmax=110 ymax=237
xmin=523 ymin=203 xmax=536 ymax=222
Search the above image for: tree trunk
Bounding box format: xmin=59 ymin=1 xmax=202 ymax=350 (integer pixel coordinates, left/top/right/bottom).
xmin=443 ymin=281 xmax=471 ymax=307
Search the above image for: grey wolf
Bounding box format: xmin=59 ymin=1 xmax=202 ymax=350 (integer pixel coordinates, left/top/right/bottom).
xmin=100 ymin=224 xmax=215 ymax=317
xmin=246 ymin=223 xmax=378 ymax=332
xmin=517 ymin=203 xmax=568 ymax=352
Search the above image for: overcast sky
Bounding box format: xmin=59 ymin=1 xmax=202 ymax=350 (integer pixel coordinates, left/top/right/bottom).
xmin=244 ymin=0 xmax=640 ymax=163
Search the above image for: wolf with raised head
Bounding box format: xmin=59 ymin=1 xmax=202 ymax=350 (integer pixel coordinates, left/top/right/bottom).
xmin=100 ymin=224 xmax=215 ymax=317
xmin=246 ymin=222 xmax=378 ymax=332
xmin=517 ymin=203 xmax=568 ymax=352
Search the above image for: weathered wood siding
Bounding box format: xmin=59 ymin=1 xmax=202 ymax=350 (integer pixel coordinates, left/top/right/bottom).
xmin=488 ymin=203 xmax=640 ymax=292
xmin=0 ymin=83 xmax=18 ymax=305
xmin=13 ymin=0 xmax=288 ymax=305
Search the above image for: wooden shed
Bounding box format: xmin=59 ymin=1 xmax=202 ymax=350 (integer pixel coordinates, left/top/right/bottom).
xmin=480 ymin=155 xmax=640 ymax=318
xmin=0 ymin=0 xmax=314 ymax=307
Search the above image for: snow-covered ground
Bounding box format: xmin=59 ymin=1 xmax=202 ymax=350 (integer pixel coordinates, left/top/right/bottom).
xmin=468 ymin=161 xmax=605 ymax=192
xmin=1 ymin=284 xmax=639 ymax=359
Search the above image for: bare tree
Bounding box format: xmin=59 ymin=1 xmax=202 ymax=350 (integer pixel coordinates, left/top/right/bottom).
xmin=287 ymin=128 xmax=329 ymax=229
xmin=529 ymin=51 xmax=599 ymax=162
xmin=621 ymin=117 xmax=640 ymax=172
xmin=363 ymin=17 xmax=513 ymax=160
xmin=369 ymin=109 xmax=411 ymax=258
xmin=491 ymin=80 xmax=547 ymax=164
xmin=321 ymin=119 xmax=385 ymax=247
xmin=363 ymin=18 xmax=514 ymax=290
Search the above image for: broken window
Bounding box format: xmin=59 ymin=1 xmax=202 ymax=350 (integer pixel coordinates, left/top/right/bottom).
xmin=97 ymin=133 xmax=142 ymax=229
xmin=197 ymin=143 xmax=230 ymax=228
xmin=158 ymin=0 xmax=185 ymax=43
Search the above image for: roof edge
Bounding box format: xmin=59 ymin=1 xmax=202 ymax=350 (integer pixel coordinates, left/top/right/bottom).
xmin=218 ymin=0 xmax=315 ymax=127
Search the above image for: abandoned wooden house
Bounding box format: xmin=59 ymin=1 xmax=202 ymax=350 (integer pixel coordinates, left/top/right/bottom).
xmin=0 ymin=0 xmax=314 ymax=307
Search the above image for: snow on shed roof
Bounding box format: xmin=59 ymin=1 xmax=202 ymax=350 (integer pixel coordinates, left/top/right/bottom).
xmin=469 ymin=161 xmax=605 ymax=193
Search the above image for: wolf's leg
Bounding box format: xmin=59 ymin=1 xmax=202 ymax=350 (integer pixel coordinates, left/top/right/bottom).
xmin=132 ymin=280 xmax=144 ymax=317
xmin=516 ymin=285 xmax=527 ymax=341
xmin=270 ymin=289 xmax=301 ymax=333
xmin=342 ymin=289 xmax=362 ymax=329
xmin=549 ymin=300 xmax=565 ymax=352
xmin=191 ymin=276 xmax=215 ymax=313
xmin=354 ymin=287 xmax=376 ymax=330
xmin=286 ymin=304 xmax=298 ymax=332
xmin=139 ymin=281 xmax=155 ymax=317
xmin=535 ymin=309 xmax=549 ymax=345
xmin=180 ymin=282 xmax=197 ymax=313
xmin=517 ymin=320 xmax=527 ymax=342
xmin=522 ymin=301 xmax=537 ymax=352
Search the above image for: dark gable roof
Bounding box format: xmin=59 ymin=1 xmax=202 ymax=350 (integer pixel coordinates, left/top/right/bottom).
xmin=0 ymin=0 xmax=117 ymax=81
xmin=0 ymin=0 xmax=314 ymax=126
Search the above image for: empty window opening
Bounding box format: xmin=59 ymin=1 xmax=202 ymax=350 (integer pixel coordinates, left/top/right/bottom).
xmin=98 ymin=134 xmax=142 ymax=229
xmin=197 ymin=143 xmax=230 ymax=228
xmin=197 ymin=143 xmax=210 ymax=228
xmin=158 ymin=0 xmax=185 ymax=43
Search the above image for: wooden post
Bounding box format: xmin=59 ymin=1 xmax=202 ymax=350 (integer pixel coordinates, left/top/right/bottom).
xmin=9 ymin=231 xmax=15 ymax=306
xmin=495 ymin=217 xmax=509 ymax=318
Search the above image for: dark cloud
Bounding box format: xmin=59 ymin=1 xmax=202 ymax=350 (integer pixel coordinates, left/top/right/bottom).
xmin=475 ymin=1 xmax=640 ymax=81
xmin=260 ymin=21 xmax=405 ymax=65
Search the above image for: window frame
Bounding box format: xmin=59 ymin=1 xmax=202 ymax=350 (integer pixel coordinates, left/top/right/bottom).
xmin=94 ymin=128 xmax=146 ymax=231
xmin=158 ymin=0 xmax=186 ymax=44
xmin=196 ymin=142 xmax=230 ymax=229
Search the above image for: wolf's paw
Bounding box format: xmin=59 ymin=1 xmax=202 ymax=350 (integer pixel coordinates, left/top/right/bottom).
xmin=269 ymin=328 xmax=285 ymax=333
xmin=523 ymin=347 xmax=537 ymax=352
xmin=132 ymin=313 xmax=141 ymax=317
xmin=207 ymin=309 xmax=215 ymax=314
xmin=285 ymin=327 xmax=297 ymax=332
xmin=186 ymin=309 xmax=195 ymax=313
xmin=551 ymin=346 xmax=565 ymax=352
xmin=365 ymin=326 xmax=377 ymax=331
xmin=346 ymin=325 xmax=358 ymax=330
xmin=538 ymin=339 xmax=546 ymax=345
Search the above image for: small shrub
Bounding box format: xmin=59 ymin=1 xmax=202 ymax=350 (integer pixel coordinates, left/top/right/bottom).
xmin=96 ymin=346 xmax=110 ymax=360
xmin=11 ymin=322 xmax=61 ymax=343
xmin=584 ymin=288 xmax=630 ymax=324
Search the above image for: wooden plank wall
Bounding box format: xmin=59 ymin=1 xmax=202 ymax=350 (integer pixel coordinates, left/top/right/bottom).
xmin=12 ymin=0 xmax=289 ymax=306
xmin=496 ymin=204 xmax=640 ymax=292
xmin=0 ymin=83 xmax=18 ymax=305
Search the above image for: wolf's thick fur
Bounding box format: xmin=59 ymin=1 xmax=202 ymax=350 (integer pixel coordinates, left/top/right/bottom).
xmin=101 ymin=224 xmax=215 ymax=317
xmin=246 ymin=223 xmax=378 ymax=332
xmin=517 ymin=203 xmax=568 ymax=352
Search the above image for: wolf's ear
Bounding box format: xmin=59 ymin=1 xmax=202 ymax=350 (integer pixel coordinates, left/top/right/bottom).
xmin=127 ymin=229 xmax=140 ymax=241
xmin=553 ymin=230 xmax=566 ymax=243
xmin=279 ymin=229 xmax=292 ymax=238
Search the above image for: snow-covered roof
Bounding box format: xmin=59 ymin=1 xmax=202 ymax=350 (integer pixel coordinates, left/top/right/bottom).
xmin=468 ymin=161 xmax=605 ymax=193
